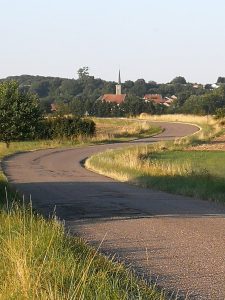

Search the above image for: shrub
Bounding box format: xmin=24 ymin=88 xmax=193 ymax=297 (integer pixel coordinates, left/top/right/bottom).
xmin=214 ymin=107 xmax=225 ymax=120
xmin=0 ymin=81 xmax=42 ymax=147
xmin=38 ymin=117 xmax=96 ymax=140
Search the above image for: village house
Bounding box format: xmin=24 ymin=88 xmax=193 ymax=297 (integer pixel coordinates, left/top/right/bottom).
xmin=143 ymin=94 xmax=177 ymax=107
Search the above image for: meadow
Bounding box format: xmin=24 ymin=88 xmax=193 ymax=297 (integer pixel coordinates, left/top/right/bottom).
xmin=86 ymin=115 xmax=225 ymax=203
xmin=0 ymin=118 xmax=164 ymax=300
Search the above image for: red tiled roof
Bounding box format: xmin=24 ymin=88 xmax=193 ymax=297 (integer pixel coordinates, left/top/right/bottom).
xmin=101 ymin=94 xmax=126 ymax=104
xmin=143 ymin=94 xmax=165 ymax=104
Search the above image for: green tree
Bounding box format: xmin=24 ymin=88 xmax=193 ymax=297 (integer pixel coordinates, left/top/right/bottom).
xmin=170 ymin=76 xmax=187 ymax=84
xmin=217 ymin=77 xmax=225 ymax=84
xmin=30 ymin=80 xmax=50 ymax=97
xmin=77 ymin=67 xmax=90 ymax=81
xmin=0 ymin=81 xmax=42 ymax=147
xmin=130 ymin=79 xmax=147 ymax=97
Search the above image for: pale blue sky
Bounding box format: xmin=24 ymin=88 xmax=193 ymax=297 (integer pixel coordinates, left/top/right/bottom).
xmin=1 ymin=0 xmax=225 ymax=83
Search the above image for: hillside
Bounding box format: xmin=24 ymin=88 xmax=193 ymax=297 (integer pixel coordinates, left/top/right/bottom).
xmin=1 ymin=72 xmax=225 ymax=117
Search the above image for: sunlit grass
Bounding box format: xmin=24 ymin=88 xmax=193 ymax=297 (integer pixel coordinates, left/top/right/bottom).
xmin=0 ymin=199 xmax=164 ymax=300
xmin=86 ymin=144 xmax=225 ymax=202
xmin=139 ymin=113 xmax=216 ymax=125
xmin=92 ymin=118 xmax=162 ymax=142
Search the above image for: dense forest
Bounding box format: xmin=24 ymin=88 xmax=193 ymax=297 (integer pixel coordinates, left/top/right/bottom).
xmin=1 ymin=68 xmax=225 ymax=117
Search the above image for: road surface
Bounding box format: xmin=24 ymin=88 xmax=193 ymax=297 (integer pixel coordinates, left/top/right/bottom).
xmin=3 ymin=122 xmax=225 ymax=299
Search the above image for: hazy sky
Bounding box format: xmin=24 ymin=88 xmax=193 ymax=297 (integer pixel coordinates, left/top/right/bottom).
xmin=1 ymin=0 xmax=225 ymax=83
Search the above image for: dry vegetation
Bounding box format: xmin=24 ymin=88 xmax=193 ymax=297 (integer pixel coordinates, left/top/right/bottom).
xmin=92 ymin=118 xmax=161 ymax=142
xmin=139 ymin=113 xmax=216 ymax=125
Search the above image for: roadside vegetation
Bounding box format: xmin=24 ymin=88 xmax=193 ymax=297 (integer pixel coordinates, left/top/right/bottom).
xmin=0 ymin=197 xmax=164 ymax=299
xmin=4 ymin=70 xmax=225 ymax=117
xmin=0 ymin=81 xmax=163 ymax=299
xmin=94 ymin=118 xmax=162 ymax=142
xmin=86 ymin=115 xmax=225 ymax=203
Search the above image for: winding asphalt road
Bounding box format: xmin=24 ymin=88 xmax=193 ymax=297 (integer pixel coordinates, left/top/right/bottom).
xmin=3 ymin=122 xmax=225 ymax=299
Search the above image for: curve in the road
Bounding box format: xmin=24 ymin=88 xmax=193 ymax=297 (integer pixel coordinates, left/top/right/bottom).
xmin=3 ymin=122 xmax=225 ymax=299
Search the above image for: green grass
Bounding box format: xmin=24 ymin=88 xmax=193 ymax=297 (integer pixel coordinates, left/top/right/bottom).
xmin=86 ymin=145 xmax=225 ymax=203
xmin=140 ymin=150 xmax=225 ymax=201
xmin=0 ymin=200 xmax=163 ymax=300
xmin=0 ymin=118 xmax=164 ymax=300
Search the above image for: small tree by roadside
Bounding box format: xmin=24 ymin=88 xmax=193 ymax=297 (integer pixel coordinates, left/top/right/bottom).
xmin=0 ymin=81 xmax=42 ymax=147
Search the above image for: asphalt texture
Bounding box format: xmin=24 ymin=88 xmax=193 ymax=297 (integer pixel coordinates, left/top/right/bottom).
xmin=3 ymin=122 xmax=225 ymax=299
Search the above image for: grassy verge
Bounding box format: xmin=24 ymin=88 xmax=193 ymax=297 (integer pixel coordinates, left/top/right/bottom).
xmin=86 ymin=115 xmax=225 ymax=203
xmin=86 ymin=145 xmax=225 ymax=202
xmin=0 ymin=199 xmax=163 ymax=299
xmin=0 ymin=118 xmax=164 ymax=299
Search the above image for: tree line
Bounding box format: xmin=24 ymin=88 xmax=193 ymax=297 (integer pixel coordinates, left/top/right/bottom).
xmin=1 ymin=68 xmax=225 ymax=117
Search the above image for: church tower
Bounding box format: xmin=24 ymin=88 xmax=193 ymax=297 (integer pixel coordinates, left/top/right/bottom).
xmin=116 ymin=70 xmax=122 ymax=95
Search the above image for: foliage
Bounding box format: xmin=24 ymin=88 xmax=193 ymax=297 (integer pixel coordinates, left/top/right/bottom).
xmin=38 ymin=117 xmax=96 ymax=140
xmin=217 ymin=77 xmax=225 ymax=84
xmin=182 ymin=86 xmax=225 ymax=115
xmin=170 ymin=76 xmax=187 ymax=84
xmin=0 ymin=81 xmax=42 ymax=146
xmin=2 ymin=70 xmax=225 ymax=117
xmin=215 ymin=107 xmax=225 ymax=119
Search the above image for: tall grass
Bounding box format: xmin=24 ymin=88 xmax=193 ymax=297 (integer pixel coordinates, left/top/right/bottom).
xmin=139 ymin=113 xmax=216 ymax=125
xmin=86 ymin=144 xmax=225 ymax=202
xmin=86 ymin=118 xmax=225 ymax=203
xmin=93 ymin=118 xmax=161 ymax=142
xmin=0 ymin=198 xmax=164 ymax=299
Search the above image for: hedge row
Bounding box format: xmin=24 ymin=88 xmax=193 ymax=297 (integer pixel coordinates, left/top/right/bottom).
xmin=38 ymin=117 xmax=96 ymax=139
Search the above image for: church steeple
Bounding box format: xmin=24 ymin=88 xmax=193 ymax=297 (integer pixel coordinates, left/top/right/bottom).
xmin=116 ymin=70 xmax=122 ymax=95
xmin=118 ymin=70 xmax=121 ymax=85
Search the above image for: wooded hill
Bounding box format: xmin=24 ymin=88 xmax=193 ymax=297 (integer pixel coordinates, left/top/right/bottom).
xmin=1 ymin=70 xmax=225 ymax=117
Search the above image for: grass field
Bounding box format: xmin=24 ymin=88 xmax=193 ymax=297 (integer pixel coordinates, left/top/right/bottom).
xmin=86 ymin=145 xmax=225 ymax=202
xmin=0 ymin=118 xmax=164 ymax=300
xmin=86 ymin=115 xmax=225 ymax=203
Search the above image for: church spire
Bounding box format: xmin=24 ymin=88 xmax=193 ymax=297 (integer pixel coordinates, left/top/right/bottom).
xmin=116 ymin=70 xmax=122 ymax=95
xmin=118 ymin=69 xmax=121 ymax=85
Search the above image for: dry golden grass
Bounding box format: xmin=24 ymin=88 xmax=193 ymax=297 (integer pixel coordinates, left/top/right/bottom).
xmin=0 ymin=201 xmax=164 ymax=300
xmin=139 ymin=113 xmax=216 ymax=125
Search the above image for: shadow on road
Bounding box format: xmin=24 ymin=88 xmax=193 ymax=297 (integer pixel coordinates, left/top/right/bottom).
xmin=9 ymin=180 xmax=225 ymax=223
